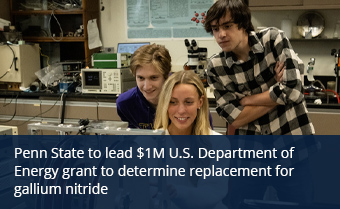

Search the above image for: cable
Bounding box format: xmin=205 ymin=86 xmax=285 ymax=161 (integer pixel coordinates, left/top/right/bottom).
xmin=2 ymin=94 xmax=16 ymax=107
xmin=39 ymin=99 xmax=44 ymax=134
xmin=0 ymin=43 xmax=17 ymax=79
xmin=40 ymin=47 xmax=50 ymax=66
xmin=49 ymin=10 xmax=64 ymax=42
xmin=58 ymin=91 xmax=65 ymax=122
xmin=311 ymin=80 xmax=326 ymax=90
xmin=0 ymin=69 xmax=10 ymax=79
xmin=308 ymin=80 xmax=339 ymax=104
xmin=310 ymin=80 xmax=339 ymax=104
xmin=15 ymin=95 xmax=62 ymax=126
xmin=58 ymin=82 xmax=77 ymax=124
xmin=20 ymin=2 xmax=42 ymax=10
xmin=322 ymin=89 xmax=340 ymax=104
xmin=0 ymin=93 xmax=19 ymax=123
xmin=95 ymin=96 xmax=99 ymax=121
xmin=6 ymin=43 xmax=16 ymax=70
xmin=60 ymin=92 xmax=67 ymax=124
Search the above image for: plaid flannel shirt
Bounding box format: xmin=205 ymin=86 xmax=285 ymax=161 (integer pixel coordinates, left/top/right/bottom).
xmin=208 ymin=28 xmax=320 ymax=168
xmin=207 ymin=27 xmax=315 ymax=135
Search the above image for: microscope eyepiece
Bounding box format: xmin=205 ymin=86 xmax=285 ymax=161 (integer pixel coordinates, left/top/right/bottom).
xmin=184 ymin=39 xmax=190 ymax=47
xmin=191 ymin=39 xmax=197 ymax=47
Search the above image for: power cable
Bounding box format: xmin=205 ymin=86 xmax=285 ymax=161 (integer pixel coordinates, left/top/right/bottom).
xmin=6 ymin=43 xmax=17 ymax=70
xmin=2 ymin=93 xmax=16 ymax=107
xmin=0 ymin=43 xmax=17 ymax=79
xmin=15 ymin=95 xmax=62 ymax=126
xmin=0 ymin=93 xmax=19 ymax=123
xmin=49 ymin=10 xmax=64 ymax=42
xmin=95 ymin=96 xmax=99 ymax=121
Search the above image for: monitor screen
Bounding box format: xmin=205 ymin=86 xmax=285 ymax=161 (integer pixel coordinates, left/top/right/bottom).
xmin=84 ymin=71 xmax=101 ymax=86
xmin=117 ymin=42 xmax=150 ymax=55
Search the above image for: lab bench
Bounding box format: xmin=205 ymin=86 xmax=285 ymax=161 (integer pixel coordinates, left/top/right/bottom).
xmin=0 ymin=91 xmax=226 ymax=134
xmin=0 ymin=91 xmax=339 ymax=135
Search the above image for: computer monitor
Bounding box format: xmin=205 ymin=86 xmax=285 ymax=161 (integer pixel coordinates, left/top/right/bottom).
xmin=117 ymin=42 xmax=150 ymax=55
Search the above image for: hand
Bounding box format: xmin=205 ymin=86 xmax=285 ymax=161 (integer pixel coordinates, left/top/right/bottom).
xmin=274 ymin=61 xmax=285 ymax=83
xmin=240 ymin=96 xmax=248 ymax=106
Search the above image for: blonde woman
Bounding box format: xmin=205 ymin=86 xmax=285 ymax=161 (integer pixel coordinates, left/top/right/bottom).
xmin=145 ymin=71 xmax=229 ymax=209
xmin=154 ymin=70 xmax=219 ymax=135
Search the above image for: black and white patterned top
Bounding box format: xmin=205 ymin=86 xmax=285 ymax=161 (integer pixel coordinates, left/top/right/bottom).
xmin=207 ymin=27 xmax=315 ymax=135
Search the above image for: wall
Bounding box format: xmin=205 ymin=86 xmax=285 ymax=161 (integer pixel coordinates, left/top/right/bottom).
xmin=100 ymin=1 xmax=339 ymax=76
xmin=99 ymin=0 xmax=220 ymax=72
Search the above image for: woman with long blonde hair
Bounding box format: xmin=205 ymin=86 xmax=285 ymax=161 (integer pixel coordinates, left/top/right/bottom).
xmin=154 ymin=70 xmax=219 ymax=135
xmin=150 ymin=71 xmax=229 ymax=209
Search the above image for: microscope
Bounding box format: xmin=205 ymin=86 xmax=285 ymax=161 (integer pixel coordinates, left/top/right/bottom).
xmin=184 ymin=39 xmax=208 ymax=86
